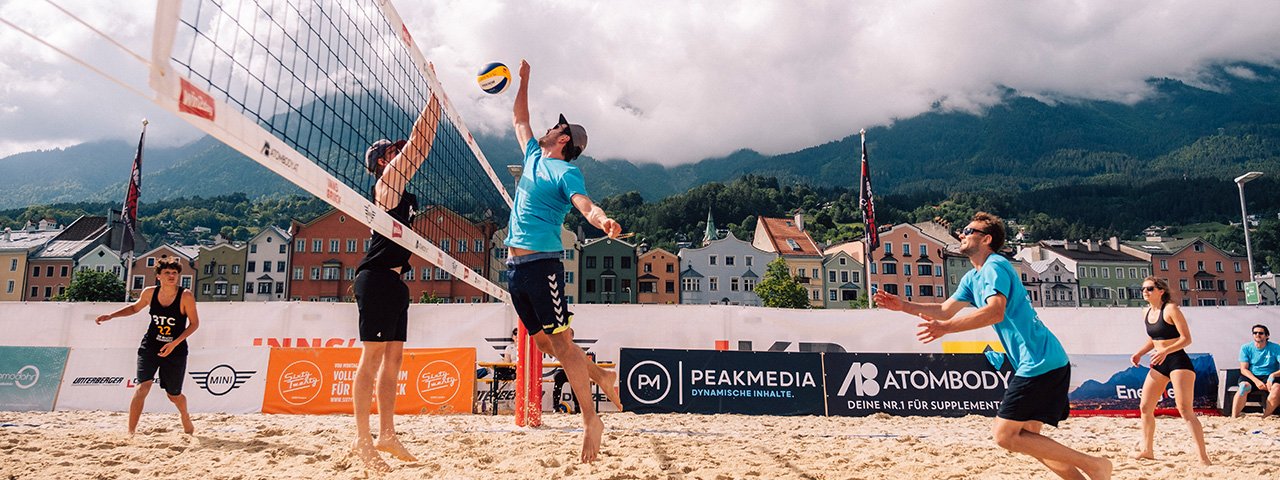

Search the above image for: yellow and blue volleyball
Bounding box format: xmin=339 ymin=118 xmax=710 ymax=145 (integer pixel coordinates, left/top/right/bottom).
xmin=477 ymin=62 xmax=511 ymax=95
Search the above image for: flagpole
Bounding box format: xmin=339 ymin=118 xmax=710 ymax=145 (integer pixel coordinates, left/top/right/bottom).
xmin=122 ymin=118 xmax=147 ymax=302
xmin=860 ymin=129 xmax=872 ymax=308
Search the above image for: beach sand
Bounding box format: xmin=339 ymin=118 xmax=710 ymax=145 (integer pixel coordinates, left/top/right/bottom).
xmin=1 ymin=410 xmax=1277 ymax=479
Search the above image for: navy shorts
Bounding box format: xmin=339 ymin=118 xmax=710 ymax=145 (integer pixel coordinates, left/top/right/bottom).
xmin=507 ymin=258 xmax=572 ymax=335
xmin=354 ymin=268 xmax=409 ymax=342
xmin=998 ymin=364 xmax=1071 ymax=427
xmin=1150 ymin=350 xmax=1194 ymax=378
xmin=136 ymin=348 xmax=187 ymax=396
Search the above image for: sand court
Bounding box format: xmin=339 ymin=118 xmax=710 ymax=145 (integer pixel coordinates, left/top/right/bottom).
xmin=2 ymin=410 xmax=1278 ymax=479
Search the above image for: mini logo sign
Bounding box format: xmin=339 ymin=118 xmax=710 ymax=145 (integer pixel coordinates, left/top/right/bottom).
xmin=278 ymin=360 xmax=322 ymax=406
xmin=415 ymin=360 xmax=460 ymax=405
xmin=178 ymin=78 xmax=216 ymax=121
xmin=0 ymin=365 xmax=40 ymax=390
xmin=190 ymin=364 xmax=257 ymax=396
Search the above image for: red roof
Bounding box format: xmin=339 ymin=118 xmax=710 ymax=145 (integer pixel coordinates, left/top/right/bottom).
xmin=759 ymin=217 xmax=821 ymax=257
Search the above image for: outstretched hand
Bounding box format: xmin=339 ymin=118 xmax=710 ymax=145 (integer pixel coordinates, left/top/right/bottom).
xmin=518 ymin=59 xmax=530 ymax=79
xmin=95 ymin=314 xmax=111 ymax=325
xmin=916 ymin=319 xmax=949 ymax=344
xmin=873 ymin=291 xmax=903 ymax=311
xmin=602 ymin=218 xmax=622 ymax=238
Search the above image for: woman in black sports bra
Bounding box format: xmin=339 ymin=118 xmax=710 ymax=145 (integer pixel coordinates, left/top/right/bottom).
xmin=1129 ymin=276 xmax=1211 ymax=465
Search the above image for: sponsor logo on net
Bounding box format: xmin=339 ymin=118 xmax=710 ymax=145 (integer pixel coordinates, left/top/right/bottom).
xmin=416 ymin=360 xmax=461 ymax=405
xmin=0 ymin=365 xmax=40 ymax=389
xmin=261 ymin=142 xmax=299 ymax=172
xmin=837 ymin=362 xmax=1011 ymax=397
xmin=190 ymin=364 xmax=257 ymax=396
xmin=178 ymin=78 xmax=216 ymax=121
xmin=279 ymin=361 xmax=323 ymax=406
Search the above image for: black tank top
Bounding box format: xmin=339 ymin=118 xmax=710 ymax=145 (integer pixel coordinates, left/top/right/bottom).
xmin=356 ymin=191 xmax=417 ymax=274
xmin=143 ymin=286 xmax=189 ymax=354
xmin=1144 ymin=304 xmax=1180 ymax=341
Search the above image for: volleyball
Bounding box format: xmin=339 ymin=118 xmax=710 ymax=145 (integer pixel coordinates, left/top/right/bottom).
xmin=477 ymin=62 xmax=511 ymax=95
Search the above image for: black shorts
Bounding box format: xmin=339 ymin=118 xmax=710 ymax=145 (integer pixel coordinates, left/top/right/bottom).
xmin=507 ymin=258 xmax=572 ymax=335
xmin=1151 ymin=349 xmax=1194 ymax=378
xmin=354 ymin=268 xmax=409 ymax=342
xmin=998 ymin=364 xmax=1071 ymax=427
xmin=136 ymin=348 xmax=187 ymax=396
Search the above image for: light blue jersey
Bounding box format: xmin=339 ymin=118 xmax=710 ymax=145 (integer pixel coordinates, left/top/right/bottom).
xmin=505 ymin=139 xmax=588 ymax=253
xmin=952 ymin=253 xmax=1069 ymax=377
xmin=1239 ymin=341 xmax=1280 ymax=377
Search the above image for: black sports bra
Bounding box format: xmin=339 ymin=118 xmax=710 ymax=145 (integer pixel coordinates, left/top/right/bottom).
xmin=1144 ymin=304 xmax=1181 ymax=341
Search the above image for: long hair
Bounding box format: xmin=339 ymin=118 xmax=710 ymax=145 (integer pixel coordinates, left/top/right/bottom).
xmin=1143 ymin=275 xmax=1171 ymax=305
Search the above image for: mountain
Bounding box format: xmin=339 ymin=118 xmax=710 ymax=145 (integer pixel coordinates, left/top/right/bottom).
xmin=5 ymin=63 xmax=1280 ymax=207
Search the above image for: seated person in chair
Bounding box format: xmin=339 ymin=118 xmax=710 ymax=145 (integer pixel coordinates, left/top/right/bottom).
xmin=1233 ymin=324 xmax=1280 ymax=418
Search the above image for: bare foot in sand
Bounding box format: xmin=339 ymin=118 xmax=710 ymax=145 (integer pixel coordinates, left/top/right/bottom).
xmin=600 ymin=369 xmax=622 ymax=411
xmin=1199 ymin=454 xmax=1213 ymax=466
xmin=375 ymin=434 xmax=417 ymax=462
xmin=580 ymin=415 xmax=604 ymax=463
xmin=1130 ymin=450 xmax=1154 ymax=460
xmin=1083 ymin=456 xmax=1112 ymax=480
xmin=352 ymin=438 xmax=391 ymax=473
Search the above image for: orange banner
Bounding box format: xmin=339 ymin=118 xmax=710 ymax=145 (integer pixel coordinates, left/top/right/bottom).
xmin=262 ymin=347 xmax=475 ymax=415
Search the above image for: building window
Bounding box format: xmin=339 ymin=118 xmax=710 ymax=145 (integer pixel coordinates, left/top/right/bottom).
xmin=562 ymin=249 xmax=574 ymax=260
xmin=709 ymin=255 xmax=717 ymax=266
xmin=435 ymin=269 xmax=450 ymax=280
xmin=881 ymin=263 xmax=897 ymax=275
xmin=920 ymin=245 xmax=928 ymax=257
xmin=1141 ymin=268 xmax=1148 ymax=276
xmin=1197 ymin=279 xmax=1214 ymax=290
xmin=202 ymin=284 xmax=211 ymax=295
xmin=230 ymin=284 xmax=240 ymax=296
xmin=644 ymin=263 xmax=652 ymax=273
xmin=870 ymin=263 xmax=877 ymax=274
xmin=280 ymin=244 xmax=287 ymax=254
xmin=364 ymin=239 xmax=371 ymax=252
xmin=1128 ymin=267 xmax=1137 ymax=279
xmin=232 ymin=265 xmax=240 ymax=274
xmin=585 ymin=279 xmax=596 ymax=293
xmin=457 ymin=240 xmax=468 ymax=253
xmin=1159 ymin=259 xmax=1167 ymax=271
xmin=665 ymin=281 xmax=675 ymax=293
xmin=828 ymin=270 xmax=837 ymax=283
xmin=730 ymin=277 xmax=740 ymax=291
xmin=262 ymin=262 xmax=272 ymax=273
xmin=1102 ymin=268 xmax=1109 ymax=279
xmin=293 ymin=267 xmax=303 ymax=280
xmin=724 ymin=256 xmax=735 ymax=266
xmin=905 ymin=285 xmax=913 ymax=297
xmin=347 ymin=239 xmax=357 ymax=252
xmin=310 ymin=267 xmax=320 ymax=280
xmin=682 ymin=278 xmax=701 ymax=292
xmin=904 ymin=263 xmax=912 ymax=276
xmin=5 ymin=280 xmax=12 ymax=293
xmin=920 ymin=285 xmax=934 ymax=297
xmin=248 ymin=261 xmax=256 ymax=272
xmin=885 ymin=243 xmax=892 ymax=254
xmin=147 ymin=257 xmax=156 ymax=267
xmin=312 ymin=239 xmax=322 ymax=252
xmin=181 ymin=276 xmax=192 ymax=288
xmin=347 ymin=268 xmax=356 ymax=280
xmin=709 ymin=277 xmax=719 ymax=291
xmin=1179 ymin=279 xmax=1188 ymax=290
xmin=275 ymin=282 xmax=284 ymax=294
xmin=475 ymin=240 xmax=484 ymax=252
xmin=250 ymin=244 xmax=258 ymax=254
xmin=441 ymin=239 xmax=451 ymax=252
xmin=622 ymin=257 xmax=632 ymax=269
xmin=296 ymin=239 xmax=305 ymax=252
xmin=1215 ymin=261 xmax=1223 ymax=273
xmin=1178 ymin=260 xmax=1186 ymax=271
xmin=902 ymin=243 xmax=911 ymax=256
xmin=31 ymin=266 xmax=40 ymax=277
xmin=218 ymin=265 xmax=227 ymax=275
xmin=1237 ymin=280 xmax=1244 ymax=291
xmin=1234 ymin=262 xmax=1241 ymax=273
xmin=322 ymin=266 xmax=340 ymax=280
xmin=882 ymin=283 xmax=898 ymax=295
xmin=604 ymin=257 xmax=614 ymax=269
xmin=132 ymin=276 xmax=144 ymax=289
xmin=812 ymin=268 xmax=819 ymax=278
xmin=328 ymin=239 xmax=339 ymax=253
xmin=1197 ymin=261 xmax=1204 ymax=272
xmin=829 ymin=290 xmax=838 ymax=301
xmin=585 ymin=256 xmax=596 ymax=268
xmin=1194 ymin=243 xmax=1204 ymax=252
xmin=745 ymin=256 xmax=753 ymax=267
xmin=565 ymin=271 xmax=574 ymax=284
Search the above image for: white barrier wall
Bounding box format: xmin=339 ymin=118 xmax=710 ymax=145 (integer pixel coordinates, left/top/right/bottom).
xmin=57 ymin=347 xmax=269 ymax=413
xmin=5 ymin=302 xmax=1279 ymax=369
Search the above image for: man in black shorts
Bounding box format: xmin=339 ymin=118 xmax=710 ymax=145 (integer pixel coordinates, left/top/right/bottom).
xmin=349 ymin=94 xmax=440 ymax=473
xmin=96 ymin=257 xmax=200 ymax=435
xmin=874 ymin=213 xmax=1112 ymax=479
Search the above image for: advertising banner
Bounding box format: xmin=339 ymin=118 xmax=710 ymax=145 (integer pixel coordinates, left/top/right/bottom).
xmin=57 ymin=347 xmax=269 ymax=413
xmin=262 ymin=347 xmax=474 ymax=415
xmin=0 ymin=346 xmax=68 ymax=411
xmin=1068 ymin=353 xmax=1218 ymax=417
xmin=824 ymin=353 xmax=1012 ymax=417
xmin=621 ymin=348 xmax=824 ymax=416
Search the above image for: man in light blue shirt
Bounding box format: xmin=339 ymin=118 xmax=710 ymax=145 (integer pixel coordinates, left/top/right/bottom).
xmin=874 ymin=212 xmax=1111 ymax=479
xmin=505 ymin=59 xmax=623 ymax=464
xmin=1232 ymin=324 xmax=1280 ymax=417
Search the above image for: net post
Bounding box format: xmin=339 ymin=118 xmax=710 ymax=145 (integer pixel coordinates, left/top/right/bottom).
xmin=514 ymin=323 xmax=542 ymax=427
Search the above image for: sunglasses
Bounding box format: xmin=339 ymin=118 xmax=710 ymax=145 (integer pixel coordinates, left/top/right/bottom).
xmin=1141 ymin=286 xmax=1159 ymax=292
xmin=960 ymin=226 xmax=991 ymax=236
xmin=1255 ymin=331 xmax=1269 ymax=336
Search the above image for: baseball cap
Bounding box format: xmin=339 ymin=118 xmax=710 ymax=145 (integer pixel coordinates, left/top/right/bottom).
xmin=365 ymin=139 xmax=406 ymax=174
xmin=556 ymin=114 xmax=588 ymax=158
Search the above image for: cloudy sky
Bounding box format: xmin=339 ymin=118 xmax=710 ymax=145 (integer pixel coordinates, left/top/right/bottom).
xmin=2 ymin=1 xmax=1279 ymax=164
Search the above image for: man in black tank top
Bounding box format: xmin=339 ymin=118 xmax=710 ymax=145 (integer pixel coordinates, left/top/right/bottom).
xmin=96 ymin=257 xmax=201 ymax=435
xmin=348 ymin=94 xmax=441 ymax=474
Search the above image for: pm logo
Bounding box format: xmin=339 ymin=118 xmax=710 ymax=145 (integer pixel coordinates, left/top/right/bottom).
xmin=626 ymin=360 xmax=672 ymax=405
xmin=190 ymin=364 xmax=256 ymax=396
xmin=837 ymin=362 xmax=880 ymax=397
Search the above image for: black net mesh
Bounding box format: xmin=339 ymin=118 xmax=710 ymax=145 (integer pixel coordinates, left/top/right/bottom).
xmin=168 ymin=0 xmax=509 ymax=233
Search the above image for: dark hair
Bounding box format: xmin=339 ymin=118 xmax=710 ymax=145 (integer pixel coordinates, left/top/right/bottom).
xmin=1255 ymin=324 xmax=1271 ymax=336
xmin=562 ymin=143 xmax=583 ymax=162
xmin=1142 ymin=276 xmax=1171 ymax=305
xmin=511 ymin=328 xmax=519 ymax=337
xmin=155 ymin=257 xmax=182 ymax=275
xmin=971 ymin=211 xmax=1006 ymax=252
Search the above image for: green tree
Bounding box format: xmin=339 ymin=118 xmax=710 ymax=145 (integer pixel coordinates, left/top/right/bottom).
xmin=57 ymin=270 xmax=126 ymax=302
xmin=754 ymin=257 xmax=810 ymax=309
xmin=419 ymin=291 xmax=446 ymax=304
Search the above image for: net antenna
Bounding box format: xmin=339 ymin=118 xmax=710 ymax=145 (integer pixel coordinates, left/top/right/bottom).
xmin=143 ymin=0 xmax=512 ymax=300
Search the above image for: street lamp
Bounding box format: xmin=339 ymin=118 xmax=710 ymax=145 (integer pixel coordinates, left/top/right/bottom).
xmin=1235 ymin=171 xmax=1264 ymax=280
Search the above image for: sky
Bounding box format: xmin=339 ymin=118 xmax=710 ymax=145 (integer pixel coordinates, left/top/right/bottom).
xmin=2 ymin=1 xmax=1279 ymax=165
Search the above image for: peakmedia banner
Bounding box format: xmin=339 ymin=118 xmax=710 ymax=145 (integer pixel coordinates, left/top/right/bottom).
xmin=0 ymin=346 xmax=68 ymax=411
xmin=824 ymin=352 xmax=1012 ymax=417
xmin=621 ymin=348 xmax=824 ymax=416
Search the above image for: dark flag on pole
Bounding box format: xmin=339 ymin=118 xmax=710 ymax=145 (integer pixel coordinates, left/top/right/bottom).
xmin=121 ymin=120 xmax=146 ymax=255
xmin=858 ymin=130 xmax=880 ymax=252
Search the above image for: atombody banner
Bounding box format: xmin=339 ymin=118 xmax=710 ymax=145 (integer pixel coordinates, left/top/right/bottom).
xmin=262 ymin=347 xmax=474 ymax=415
xmin=621 ymin=348 xmax=824 ymax=415
xmin=0 ymin=346 xmax=68 ymax=411
xmin=824 ymin=353 xmax=1012 ymax=417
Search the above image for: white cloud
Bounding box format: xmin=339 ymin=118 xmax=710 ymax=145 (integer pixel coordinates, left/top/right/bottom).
xmin=2 ymin=0 xmax=1279 ymax=164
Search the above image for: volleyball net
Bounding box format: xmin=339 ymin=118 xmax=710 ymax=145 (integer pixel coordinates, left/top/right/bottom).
xmin=146 ymin=0 xmax=511 ymax=300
